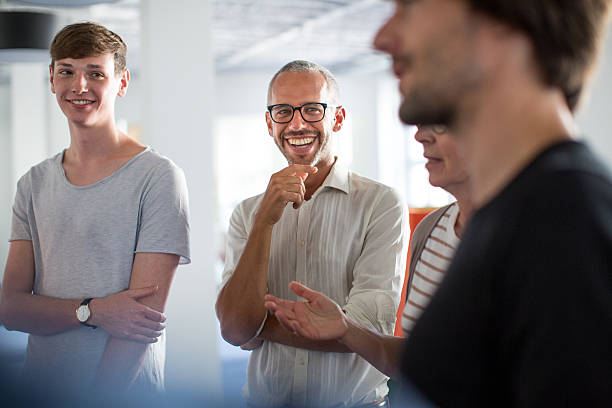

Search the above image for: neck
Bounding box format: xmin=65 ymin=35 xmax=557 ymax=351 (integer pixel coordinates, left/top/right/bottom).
xmin=453 ymin=74 xmax=575 ymax=209
xmin=304 ymin=155 xmax=336 ymax=199
xmin=66 ymin=121 xmax=130 ymax=163
xmin=446 ymin=182 xmax=474 ymax=238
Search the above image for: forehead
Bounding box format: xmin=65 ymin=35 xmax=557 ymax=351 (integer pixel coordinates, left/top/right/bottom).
xmin=270 ymin=71 xmax=329 ymax=104
xmin=53 ymin=54 xmax=115 ymax=70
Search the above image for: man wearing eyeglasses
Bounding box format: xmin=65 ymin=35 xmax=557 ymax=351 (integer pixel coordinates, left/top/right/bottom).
xmin=216 ymin=60 xmax=408 ymax=408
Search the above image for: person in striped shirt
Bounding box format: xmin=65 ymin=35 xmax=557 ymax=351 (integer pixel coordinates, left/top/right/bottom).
xmin=263 ymin=123 xmax=471 ymax=381
xmin=402 ymin=124 xmax=473 ymax=336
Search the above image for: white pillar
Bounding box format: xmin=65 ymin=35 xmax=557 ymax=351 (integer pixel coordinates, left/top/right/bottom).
xmin=10 ymin=64 xmax=48 ymax=197
xmin=0 ymin=82 xmax=12 ymax=275
xmin=140 ymin=0 xmax=221 ymax=397
xmin=341 ymin=74 xmax=380 ymax=179
xmin=0 ymin=64 xmax=48 ymax=277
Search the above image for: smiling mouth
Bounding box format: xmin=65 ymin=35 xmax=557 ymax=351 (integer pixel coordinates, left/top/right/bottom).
xmin=69 ymin=99 xmax=94 ymax=105
xmin=287 ymin=137 xmax=316 ymax=146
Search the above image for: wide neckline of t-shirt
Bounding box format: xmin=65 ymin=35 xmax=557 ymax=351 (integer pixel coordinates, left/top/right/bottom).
xmin=56 ymin=146 xmax=152 ymax=189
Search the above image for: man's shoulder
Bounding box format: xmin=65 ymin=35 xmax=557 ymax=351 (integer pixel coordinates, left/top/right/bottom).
xmin=522 ymin=141 xmax=611 ymax=191
xmin=18 ymin=152 xmax=64 ymax=186
xmin=232 ymin=192 xmax=266 ymax=219
xmin=135 ymin=148 xmax=183 ymax=175
xmin=348 ymin=171 xmax=404 ymax=203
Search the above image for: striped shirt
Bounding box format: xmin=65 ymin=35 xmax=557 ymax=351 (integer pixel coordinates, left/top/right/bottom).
xmin=402 ymin=203 xmax=459 ymax=336
xmin=222 ymin=158 xmax=409 ymax=407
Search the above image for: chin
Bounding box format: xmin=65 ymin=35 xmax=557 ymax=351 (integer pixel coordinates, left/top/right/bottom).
xmin=399 ymin=92 xmax=455 ymax=126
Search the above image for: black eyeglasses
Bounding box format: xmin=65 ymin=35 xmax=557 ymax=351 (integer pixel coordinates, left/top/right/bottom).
xmin=267 ymin=102 xmax=330 ymax=123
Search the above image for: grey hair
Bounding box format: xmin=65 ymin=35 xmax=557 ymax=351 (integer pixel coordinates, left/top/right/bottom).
xmin=267 ymin=60 xmax=340 ymax=105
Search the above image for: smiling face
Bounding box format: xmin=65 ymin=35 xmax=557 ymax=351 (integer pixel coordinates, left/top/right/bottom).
xmin=50 ymin=53 xmax=128 ymax=129
xmin=415 ymin=125 xmax=469 ymax=193
xmin=266 ymin=71 xmax=344 ymax=168
xmin=373 ymin=0 xmax=484 ymax=127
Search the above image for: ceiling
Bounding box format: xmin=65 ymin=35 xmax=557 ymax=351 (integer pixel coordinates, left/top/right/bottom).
xmin=0 ymin=0 xmax=394 ymax=79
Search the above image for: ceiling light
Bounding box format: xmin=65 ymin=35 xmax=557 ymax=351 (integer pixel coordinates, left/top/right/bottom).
xmin=0 ymin=11 xmax=58 ymax=63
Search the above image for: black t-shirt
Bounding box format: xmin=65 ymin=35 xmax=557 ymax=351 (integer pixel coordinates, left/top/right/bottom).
xmin=401 ymin=141 xmax=612 ymax=407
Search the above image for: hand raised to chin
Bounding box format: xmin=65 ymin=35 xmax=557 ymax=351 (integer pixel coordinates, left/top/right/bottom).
xmin=255 ymin=164 xmax=318 ymax=227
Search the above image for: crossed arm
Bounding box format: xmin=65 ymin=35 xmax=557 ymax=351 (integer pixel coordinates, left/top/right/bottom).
xmin=0 ymin=240 xmax=167 ymax=341
xmin=0 ymin=240 xmax=178 ymax=390
xmin=94 ymin=251 xmax=178 ymax=389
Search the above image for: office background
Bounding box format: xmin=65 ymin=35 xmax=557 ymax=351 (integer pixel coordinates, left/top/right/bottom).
xmin=1 ymin=0 xmax=611 ymax=403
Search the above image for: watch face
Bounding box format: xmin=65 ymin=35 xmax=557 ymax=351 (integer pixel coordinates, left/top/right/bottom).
xmin=76 ymin=305 xmax=90 ymax=323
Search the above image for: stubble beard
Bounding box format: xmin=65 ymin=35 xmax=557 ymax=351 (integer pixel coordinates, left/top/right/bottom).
xmin=280 ymin=130 xmax=331 ymax=167
xmin=398 ymin=82 xmax=456 ymax=127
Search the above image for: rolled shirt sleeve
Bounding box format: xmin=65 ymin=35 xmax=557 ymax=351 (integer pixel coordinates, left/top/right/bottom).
xmin=342 ymin=188 xmax=409 ymax=335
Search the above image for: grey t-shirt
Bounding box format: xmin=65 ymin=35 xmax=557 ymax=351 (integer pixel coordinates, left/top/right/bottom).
xmin=9 ymin=147 xmax=190 ymax=392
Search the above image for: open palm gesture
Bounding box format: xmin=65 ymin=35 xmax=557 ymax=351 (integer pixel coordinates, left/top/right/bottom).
xmin=264 ymin=281 xmax=348 ymax=341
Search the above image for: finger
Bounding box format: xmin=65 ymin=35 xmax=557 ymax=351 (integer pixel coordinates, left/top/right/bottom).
xmin=136 ymin=328 xmax=164 ymax=339
xmin=127 ymin=285 xmax=158 ymax=299
xmin=264 ymin=300 xmax=282 ymax=314
xmin=281 ymin=164 xmax=318 ymax=176
xmin=272 ymin=175 xmax=308 ymax=186
xmin=264 ymin=294 xmax=280 ymax=303
xmin=288 ymin=281 xmax=320 ymax=302
xmin=282 ymin=192 xmax=303 ymax=208
xmin=295 ymin=172 xmax=309 ymax=182
xmin=273 ymin=185 xmax=305 ymax=200
xmin=264 ymin=296 xmax=297 ymax=311
xmin=138 ymin=319 xmax=166 ymax=331
xmin=143 ymin=309 xmax=166 ymax=323
xmin=273 ymin=311 xmax=296 ymax=332
xmin=128 ymin=334 xmax=159 ymax=344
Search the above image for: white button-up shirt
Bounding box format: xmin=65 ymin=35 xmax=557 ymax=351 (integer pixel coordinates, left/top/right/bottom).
xmin=222 ymin=159 xmax=409 ymax=407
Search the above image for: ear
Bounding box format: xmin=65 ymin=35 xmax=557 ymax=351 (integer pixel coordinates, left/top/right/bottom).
xmin=265 ymin=111 xmax=274 ymax=137
xmin=117 ymin=68 xmax=130 ymax=97
xmin=49 ymin=65 xmax=56 ymax=94
xmin=332 ymin=106 xmax=345 ymax=132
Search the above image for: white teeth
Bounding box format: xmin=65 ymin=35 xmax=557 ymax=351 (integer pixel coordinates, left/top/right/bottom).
xmin=287 ymin=137 xmax=315 ymax=146
xmin=72 ymin=100 xmax=92 ymax=105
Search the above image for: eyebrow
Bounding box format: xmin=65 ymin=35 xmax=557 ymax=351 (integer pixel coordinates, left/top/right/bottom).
xmin=55 ymin=63 xmax=105 ymax=69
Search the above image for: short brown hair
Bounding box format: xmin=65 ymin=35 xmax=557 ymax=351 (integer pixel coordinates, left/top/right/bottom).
xmin=466 ymin=0 xmax=611 ymax=111
xmin=50 ymin=22 xmax=127 ymax=75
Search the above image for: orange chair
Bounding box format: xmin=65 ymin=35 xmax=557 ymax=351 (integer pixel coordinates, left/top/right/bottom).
xmin=393 ymin=207 xmax=435 ymax=337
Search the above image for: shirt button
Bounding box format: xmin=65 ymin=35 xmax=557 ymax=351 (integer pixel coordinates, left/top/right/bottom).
xmin=299 ymin=240 xmax=305 ymax=246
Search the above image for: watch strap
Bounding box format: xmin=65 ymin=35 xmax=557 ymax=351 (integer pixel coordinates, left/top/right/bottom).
xmin=79 ymin=297 xmax=97 ymax=329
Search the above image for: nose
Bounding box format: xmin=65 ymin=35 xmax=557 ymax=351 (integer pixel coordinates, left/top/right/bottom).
xmin=285 ymin=107 xmax=309 ymax=131
xmin=72 ymin=73 xmax=88 ymax=94
xmin=414 ymin=126 xmax=436 ymax=145
xmin=373 ymin=11 xmax=396 ymax=53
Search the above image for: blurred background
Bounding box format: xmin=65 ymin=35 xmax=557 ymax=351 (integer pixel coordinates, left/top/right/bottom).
xmin=1 ymin=0 xmax=611 ymax=406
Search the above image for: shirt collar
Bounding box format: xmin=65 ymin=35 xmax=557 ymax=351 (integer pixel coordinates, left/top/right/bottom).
xmin=319 ymin=156 xmax=349 ymax=195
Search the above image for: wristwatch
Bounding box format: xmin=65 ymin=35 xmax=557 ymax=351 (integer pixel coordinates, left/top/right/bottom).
xmin=76 ymin=298 xmax=97 ymax=329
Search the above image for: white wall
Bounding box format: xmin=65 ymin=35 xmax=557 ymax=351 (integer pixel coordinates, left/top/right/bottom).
xmin=140 ymin=0 xmax=221 ymax=396
xmin=0 ymin=83 xmax=11 ymax=272
xmin=576 ymin=26 xmax=612 ymax=165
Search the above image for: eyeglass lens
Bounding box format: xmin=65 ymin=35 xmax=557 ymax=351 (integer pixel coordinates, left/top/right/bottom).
xmin=271 ymin=103 xmax=326 ymax=123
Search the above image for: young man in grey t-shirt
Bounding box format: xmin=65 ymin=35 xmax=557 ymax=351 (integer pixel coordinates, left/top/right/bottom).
xmin=0 ymin=23 xmax=190 ymax=394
